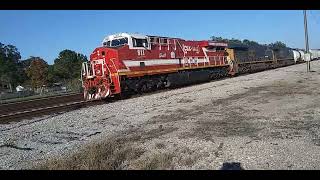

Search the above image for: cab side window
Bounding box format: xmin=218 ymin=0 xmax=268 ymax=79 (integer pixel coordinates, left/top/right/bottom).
xmin=160 ymin=38 xmax=168 ymax=44
xmin=133 ymin=38 xmax=148 ymax=48
xmin=150 ymin=37 xmax=159 ymax=44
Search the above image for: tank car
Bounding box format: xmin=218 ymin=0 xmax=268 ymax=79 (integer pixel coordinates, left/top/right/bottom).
xmin=292 ymin=49 xmax=302 ymax=63
xmin=310 ymin=49 xmax=320 ymax=60
xmin=299 ymin=50 xmax=306 ymax=61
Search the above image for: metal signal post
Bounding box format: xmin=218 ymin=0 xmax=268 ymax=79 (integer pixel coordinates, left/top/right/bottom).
xmin=304 ymin=10 xmax=311 ymax=72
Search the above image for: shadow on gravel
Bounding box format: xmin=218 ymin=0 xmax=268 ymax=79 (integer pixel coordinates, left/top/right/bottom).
xmin=0 ymin=144 xmax=33 ymax=151
xmin=220 ymin=162 xmax=245 ymax=170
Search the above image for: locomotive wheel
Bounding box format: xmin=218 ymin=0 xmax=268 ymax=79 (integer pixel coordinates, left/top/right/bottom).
xmin=164 ymin=79 xmax=171 ymax=88
xmin=84 ymin=90 xmax=89 ymax=100
xmin=84 ymin=89 xmax=95 ymax=101
xmin=140 ymin=84 xmax=147 ymax=93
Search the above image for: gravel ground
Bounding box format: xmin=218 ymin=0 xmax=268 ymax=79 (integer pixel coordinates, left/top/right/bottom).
xmin=1 ymin=61 xmax=320 ymax=170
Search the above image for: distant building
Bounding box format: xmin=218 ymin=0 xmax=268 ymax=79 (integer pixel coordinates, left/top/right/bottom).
xmin=16 ymin=85 xmax=24 ymax=92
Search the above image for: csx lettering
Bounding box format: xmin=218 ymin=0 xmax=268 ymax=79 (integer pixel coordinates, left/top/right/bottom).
xmin=182 ymin=45 xmax=200 ymax=54
xmin=159 ymin=53 xmax=166 ymax=58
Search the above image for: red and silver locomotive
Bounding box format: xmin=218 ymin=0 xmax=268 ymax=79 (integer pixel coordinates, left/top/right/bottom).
xmin=81 ymin=33 xmax=234 ymax=100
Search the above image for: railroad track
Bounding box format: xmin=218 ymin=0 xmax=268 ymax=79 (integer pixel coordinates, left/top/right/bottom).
xmin=0 ymin=100 xmax=105 ymax=124
xmin=0 ymin=93 xmax=87 ymax=123
xmin=0 ymin=92 xmax=82 ymax=105
xmin=0 ymin=93 xmax=83 ymax=115
xmin=0 ymin=61 xmax=309 ymax=124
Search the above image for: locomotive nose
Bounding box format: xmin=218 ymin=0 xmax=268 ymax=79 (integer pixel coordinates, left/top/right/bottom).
xmin=81 ymin=56 xmax=112 ymax=101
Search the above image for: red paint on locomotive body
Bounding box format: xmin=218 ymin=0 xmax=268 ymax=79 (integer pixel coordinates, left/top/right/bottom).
xmin=81 ymin=33 xmax=231 ymax=100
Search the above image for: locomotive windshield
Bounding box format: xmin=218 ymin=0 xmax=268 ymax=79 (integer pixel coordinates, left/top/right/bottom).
xmin=103 ymin=37 xmax=128 ymax=47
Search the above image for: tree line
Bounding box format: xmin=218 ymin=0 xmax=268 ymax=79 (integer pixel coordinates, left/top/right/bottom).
xmin=0 ymin=42 xmax=87 ymax=92
xmin=210 ymin=36 xmax=292 ymax=59
xmin=0 ymin=37 xmax=291 ymax=93
xmin=210 ymin=36 xmax=288 ymax=50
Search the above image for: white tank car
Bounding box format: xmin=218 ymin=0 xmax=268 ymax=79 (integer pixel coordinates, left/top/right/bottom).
xmin=299 ymin=50 xmax=305 ymax=61
xmin=316 ymin=50 xmax=320 ymax=59
xmin=292 ymin=50 xmax=301 ymax=63
xmin=310 ymin=50 xmax=316 ymax=60
xmin=310 ymin=49 xmax=320 ymax=60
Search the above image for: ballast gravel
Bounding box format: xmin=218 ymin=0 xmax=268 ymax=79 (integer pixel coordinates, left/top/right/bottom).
xmin=1 ymin=61 xmax=320 ymax=169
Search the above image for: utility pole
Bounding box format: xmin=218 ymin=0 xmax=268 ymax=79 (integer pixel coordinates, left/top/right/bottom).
xmin=304 ymin=10 xmax=310 ymax=72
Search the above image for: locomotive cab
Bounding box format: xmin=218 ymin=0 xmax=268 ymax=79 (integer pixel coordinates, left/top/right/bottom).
xmin=81 ymin=33 xmax=153 ymax=100
xmin=81 ymin=33 xmax=151 ymax=80
xmin=102 ymin=33 xmax=151 ymax=50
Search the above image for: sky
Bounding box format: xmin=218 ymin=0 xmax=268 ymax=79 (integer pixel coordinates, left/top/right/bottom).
xmin=0 ymin=10 xmax=320 ymax=65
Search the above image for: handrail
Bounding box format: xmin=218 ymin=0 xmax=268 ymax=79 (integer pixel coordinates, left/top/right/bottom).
xmin=109 ymin=58 xmax=120 ymax=87
xmin=202 ymin=47 xmax=210 ymax=66
xmin=105 ymin=63 xmax=112 ymax=84
xmin=176 ymin=40 xmax=186 ymax=58
xmin=81 ymin=62 xmax=85 ymax=86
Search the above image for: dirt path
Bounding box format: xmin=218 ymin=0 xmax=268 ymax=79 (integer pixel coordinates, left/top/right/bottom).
xmin=1 ymin=61 xmax=320 ymax=169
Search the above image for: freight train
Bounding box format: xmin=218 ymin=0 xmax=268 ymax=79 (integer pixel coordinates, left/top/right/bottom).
xmin=81 ymin=33 xmax=318 ymax=101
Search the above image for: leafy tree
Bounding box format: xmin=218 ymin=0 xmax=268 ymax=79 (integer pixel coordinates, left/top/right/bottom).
xmin=242 ymin=39 xmax=250 ymax=45
xmin=269 ymin=41 xmax=287 ymax=50
xmin=229 ymin=38 xmax=242 ymax=44
xmin=53 ymin=49 xmax=87 ymax=81
xmin=211 ymin=36 xmax=243 ymax=46
xmin=16 ymin=58 xmax=33 ymax=86
xmin=26 ymin=57 xmax=48 ymax=89
xmin=4 ymin=45 xmax=21 ymax=63
xmin=47 ymin=65 xmax=57 ymax=85
xmin=242 ymin=39 xmax=259 ymax=46
xmin=210 ymin=36 xmax=291 ymax=59
xmin=19 ymin=58 xmax=33 ymax=69
xmin=0 ymin=42 xmax=21 ymax=92
xmin=211 ymin=36 xmax=228 ymax=42
xmin=269 ymin=41 xmax=290 ymax=58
